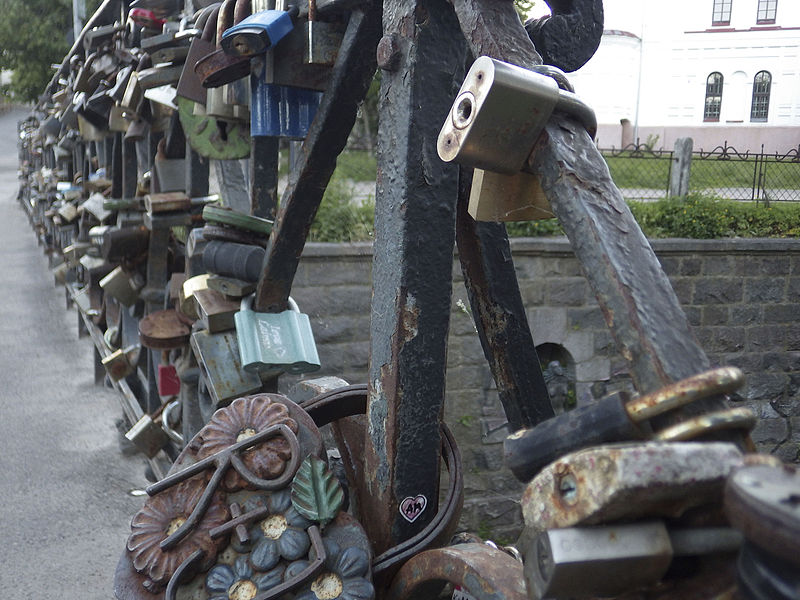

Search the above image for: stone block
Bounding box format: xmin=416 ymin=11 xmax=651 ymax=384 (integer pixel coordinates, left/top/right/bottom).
xmin=658 ymin=256 xmax=680 ymax=276
xmin=564 ymin=331 xmax=595 ymax=362
xmin=447 ymin=334 xmax=487 ymax=366
xmin=788 ymin=277 xmax=800 ymax=299
xmin=751 ymin=417 xmax=789 ymax=445
xmin=317 ymin=341 xmax=369 ymax=372
xmin=300 ymin=285 xmax=371 ymax=317
xmin=296 ymin=257 xmax=372 ymax=287
xmin=773 ymin=443 xmax=799 ymax=463
xmin=684 ymin=306 xmax=702 ymax=327
xmin=445 ymin=365 xmax=491 ymax=392
xmin=694 ymin=278 xmax=743 ymax=305
xmin=721 ymin=352 xmax=762 ymax=373
xmin=701 ymin=305 xmax=729 ymax=326
xmin=575 ymin=356 xmax=611 ymax=382
xmin=745 ymin=325 xmax=785 ymax=352
xmin=546 ymin=278 xmax=588 ymax=306
xmin=745 ymin=278 xmax=785 ymax=303
xmin=703 ymin=256 xmax=733 ymax=276
xmin=759 ymin=256 xmax=791 ymax=276
xmin=566 ymin=307 xmax=606 ymax=331
xmin=593 ymin=330 xmax=616 ymax=356
xmin=730 ymin=305 xmax=762 ymax=325
xmin=472 ymin=495 xmax=524 ymax=528
xmin=744 ymin=372 xmax=787 ymax=401
xmin=788 ymin=324 xmax=800 ymax=351
xmin=556 ymin=258 xmax=585 ymax=277
xmin=696 ymin=326 xmax=745 ymax=353
xmin=680 ymin=257 xmax=702 ymax=276
xmin=735 ymin=256 xmax=762 ymax=277
xmin=529 ymin=307 xmax=566 ymax=345
xmin=764 ymin=304 xmax=800 ymax=324
xmin=669 ymin=277 xmax=694 ymax=305
xmin=311 ymin=314 xmax=369 ymax=344
xmin=518 ymin=281 xmax=546 ymax=306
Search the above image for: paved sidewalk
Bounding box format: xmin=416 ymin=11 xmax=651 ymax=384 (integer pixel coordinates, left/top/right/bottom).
xmin=0 ymin=107 xmax=149 ymax=598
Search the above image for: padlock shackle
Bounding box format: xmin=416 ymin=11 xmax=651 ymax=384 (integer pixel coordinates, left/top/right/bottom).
xmin=234 ymin=0 xmax=252 ymax=25
xmin=194 ymin=2 xmax=222 ymax=36
xmin=240 ymin=294 xmax=300 ymax=313
xmin=201 ymin=5 xmax=221 ymax=43
xmin=217 ymin=0 xmax=237 ymax=48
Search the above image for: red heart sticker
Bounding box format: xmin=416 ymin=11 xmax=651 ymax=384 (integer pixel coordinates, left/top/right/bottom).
xmin=399 ymin=495 xmax=427 ymax=523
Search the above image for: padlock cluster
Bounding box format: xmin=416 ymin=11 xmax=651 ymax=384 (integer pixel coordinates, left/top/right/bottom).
xmin=15 ymin=0 xmax=338 ymax=477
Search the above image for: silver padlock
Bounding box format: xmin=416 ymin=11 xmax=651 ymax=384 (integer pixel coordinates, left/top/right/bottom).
xmin=525 ymin=521 xmax=743 ymax=599
xmin=437 ymin=56 xmax=596 ymax=174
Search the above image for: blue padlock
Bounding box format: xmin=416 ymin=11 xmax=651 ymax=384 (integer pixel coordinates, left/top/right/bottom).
xmin=220 ymin=8 xmax=298 ymax=57
xmin=235 ymin=295 xmax=321 ymax=375
xmin=251 ymin=75 xmax=322 ymax=139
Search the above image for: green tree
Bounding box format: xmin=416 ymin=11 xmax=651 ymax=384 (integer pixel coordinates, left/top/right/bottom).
xmin=0 ymin=0 xmax=73 ymax=101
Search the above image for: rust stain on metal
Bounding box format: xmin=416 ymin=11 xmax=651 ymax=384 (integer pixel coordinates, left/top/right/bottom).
xmin=521 ymin=442 xmax=746 ymax=536
xmin=386 ymin=544 xmax=528 ymax=600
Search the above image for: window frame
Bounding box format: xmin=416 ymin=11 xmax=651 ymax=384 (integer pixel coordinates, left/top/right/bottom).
xmin=756 ymin=0 xmax=777 ymax=24
xmin=750 ymin=70 xmax=771 ymax=122
xmin=712 ymin=0 xmax=732 ymax=26
xmin=704 ymin=72 xmax=724 ymax=122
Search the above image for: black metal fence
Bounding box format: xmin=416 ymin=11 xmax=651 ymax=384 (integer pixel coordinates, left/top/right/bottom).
xmin=599 ymin=142 xmax=800 ymax=203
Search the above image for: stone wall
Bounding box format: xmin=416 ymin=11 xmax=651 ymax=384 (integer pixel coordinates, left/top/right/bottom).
xmin=287 ymin=238 xmax=800 ymax=541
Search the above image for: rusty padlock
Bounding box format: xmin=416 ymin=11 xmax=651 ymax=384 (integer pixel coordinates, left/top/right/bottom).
xmin=175 ymin=3 xmax=220 ymax=104
xmin=194 ymin=0 xmax=252 ymax=89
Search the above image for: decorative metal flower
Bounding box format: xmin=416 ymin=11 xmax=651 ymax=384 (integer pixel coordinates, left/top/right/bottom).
xmin=287 ymin=538 xmax=374 ymax=600
xmin=196 ymin=395 xmax=299 ymax=491
xmin=127 ymin=476 xmax=230 ymax=591
xmin=243 ymin=489 xmax=312 ymax=570
xmin=206 ymin=555 xmax=285 ymax=600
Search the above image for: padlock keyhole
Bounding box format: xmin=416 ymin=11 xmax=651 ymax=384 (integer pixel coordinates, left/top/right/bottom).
xmin=456 ymin=97 xmax=473 ymax=126
xmin=216 ymin=119 xmax=229 ymax=142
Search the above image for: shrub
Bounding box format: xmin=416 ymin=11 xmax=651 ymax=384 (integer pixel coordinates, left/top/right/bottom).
xmin=628 ymin=194 xmax=800 ymax=238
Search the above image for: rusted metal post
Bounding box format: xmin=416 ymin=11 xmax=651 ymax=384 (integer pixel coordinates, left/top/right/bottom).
xmin=455 ymin=170 xmax=555 ymax=430
xmin=448 ymin=3 xmax=740 ymax=436
xmin=362 ymin=0 xmax=468 ymax=555
xmin=250 ymin=136 xmax=279 ymax=219
xmin=253 ymin=7 xmax=382 ymax=313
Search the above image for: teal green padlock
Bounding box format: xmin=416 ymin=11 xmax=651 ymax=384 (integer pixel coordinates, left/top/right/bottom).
xmin=235 ymin=295 xmax=321 ymax=375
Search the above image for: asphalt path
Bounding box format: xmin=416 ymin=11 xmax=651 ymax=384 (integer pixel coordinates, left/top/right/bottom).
xmin=0 ymin=106 xmax=148 ymax=598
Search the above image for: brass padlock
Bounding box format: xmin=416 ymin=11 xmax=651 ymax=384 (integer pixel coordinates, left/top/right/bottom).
xmin=108 ymin=105 xmax=130 ymax=132
xmin=125 ymin=413 xmax=170 ymax=458
xmin=303 ymin=0 xmax=344 ymax=66
xmin=100 ymin=266 xmax=142 ymax=307
xmin=194 ymin=288 xmax=239 ymax=333
xmin=120 ymin=72 xmax=144 ymax=118
xmin=101 ymin=345 xmax=140 ymax=381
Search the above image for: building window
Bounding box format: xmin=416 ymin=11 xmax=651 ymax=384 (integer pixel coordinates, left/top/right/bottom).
xmin=712 ymin=0 xmax=732 ymax=25
xmin=757 ymin=0 xmax=777 ymax=23
xmin=751 ymin=71 xmax=771 ymax=121
xmin=704 ymin=72 xmax=723 ymax=121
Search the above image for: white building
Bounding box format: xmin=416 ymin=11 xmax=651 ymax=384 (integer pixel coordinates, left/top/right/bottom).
xmin=534 ymin=0 xmax=800 ymax=153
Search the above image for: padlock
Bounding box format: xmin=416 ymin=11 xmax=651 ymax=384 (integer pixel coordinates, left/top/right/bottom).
xmin=189 ymin=328 xmax=262 ymax=408
xmin=125 ymin=413 xmax=170 ymax=457
xmin=100 ymin=266 xmax=142 ymax=307
xmin=108 ymin=65 xmax=135 ymax=102
xmin=108 ymin=105 xmax=130 ymax=132
xmin=102 ymin=345 xmax=140 ymax=381
xmin=158 ymin=363 xmax=181 ymax=396
xmin=524 ymin=521 xmax=742 ymax=599
xmin=128 ymin=7 xmax=166 ymax=31
xmin=226 ymin=75 xmax=250 ymax=123
xmin=120 ymin=72 xmax=144 ymax=117
xmin=250 ymin=76 xmax=322 ymax=139
xmin=438 ymin=56 xmax=595 ymax=174
xmin=101 ymin=226 xmax=150 ymax=263
xmin=202 ymin=240 xmax=265 ymax=281
xmin=520 ymin=441 xmax=747 ymax=538
xmin=176 ymin=4 xmax=220 ymax=104
xmin=74 ymin=53 xmax=97 ymax=93
xmin=302 ymin=0 xmax=344 ymax=66
xmin=194 ymin=288 xmax=239 ymax=333
xmin=219 ymin=7 xmax=297 ymax=56
xmin=504 ymin=367 xmax=746 ymax=482
xmin=179 ymin=274 xmax=211 ymax=320
xmin=138 ymin=309 xmax=191 ymax=350
xmin=84 ymin=24 xmax=119 ymax=50
xmin=144 ymin=191 xmax=191 ymax=214
xmin=203 ymin=203 xmax=273 ymax=236
xmin=185 ymin=227 xmax=208 ymax=277
xmin=58 ymin=202 xmax=79 ymax=223
xmin=205 ymin=85 xmax=236 ymax=120
xmin=234 ymin=295 xmax=321 ymax=374
xmin=207 ymin=274 xmax=256 ymax=298
xmin=468 ymin=168 xmax=552 ymax=222
xmin=438 ymin=58 xmax=597 ymax=223
xmin=194 ymin=0 xmax=252 ymax=89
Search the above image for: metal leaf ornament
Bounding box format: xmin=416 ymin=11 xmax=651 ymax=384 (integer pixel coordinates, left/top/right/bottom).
xmin=291 ymin=455 xmax=344 ymax=527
